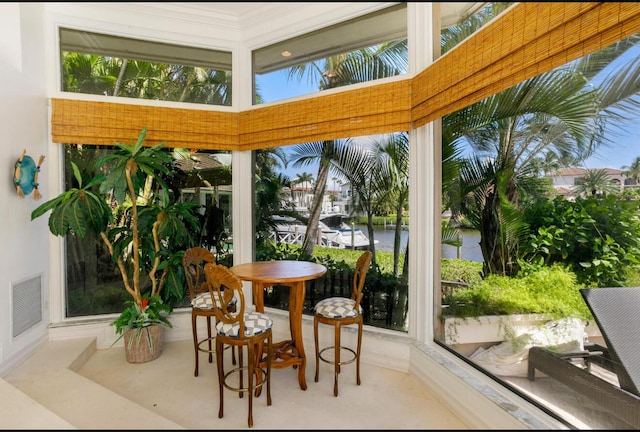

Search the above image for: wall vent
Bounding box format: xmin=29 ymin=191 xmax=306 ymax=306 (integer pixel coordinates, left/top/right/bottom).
xmin=12 ymin=275 xmax=42 ymax=338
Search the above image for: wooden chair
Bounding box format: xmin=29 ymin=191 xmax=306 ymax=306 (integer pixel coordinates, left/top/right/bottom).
xmin=182 ymin=247 xmax=236 ymax=377
xmin=205 ymin=263 xmax=273 ymax=428
xmin=313 ymin=250 xmax=372 ymax=396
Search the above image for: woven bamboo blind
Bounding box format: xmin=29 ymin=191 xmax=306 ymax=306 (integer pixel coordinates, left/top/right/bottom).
xmin=412 ymin=2 xmax=640 ymax=129
xmin=238 ymin=80 xmax=411 ymax=150
xmin=51 ymin=99 xmax=239 ymax=150
xmin=51 ymin=2 xmax=640 ymax=150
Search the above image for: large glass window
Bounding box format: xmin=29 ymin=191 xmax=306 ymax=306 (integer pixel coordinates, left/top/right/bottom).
xmin=254 ymin=133 xmax=409 ymax=333
xmin=251 ymin=3 xmax=411 ymax=331
xmin=437 ymin=26 xmax=640 ymax=428
xmin=440 ymin=2 xmax=513 ymax=53
xmin=63 ymin=144 xmax=233 ymax=318
xmin=59 ymin=28 xmax=232 ymax=105
xmin=253 ymin=3 xmax=407 ymax=104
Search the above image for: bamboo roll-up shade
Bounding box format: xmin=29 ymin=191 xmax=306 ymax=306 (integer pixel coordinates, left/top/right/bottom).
xmin=412 ymin=2 xmax=640 ymax=129
xmin=52 ymin=79 xmax=410 ymax=150
xmin=51 ymin=2 xmax=638 ymax=151
xmin=238 ymin=80 xmax=411 ymax=150
xmin=51 ymin=99 xmax=239 ymax=150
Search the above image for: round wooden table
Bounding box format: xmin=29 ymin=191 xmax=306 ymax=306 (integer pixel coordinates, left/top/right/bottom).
xmin=231 ymin=260 xmax=327 ymax=390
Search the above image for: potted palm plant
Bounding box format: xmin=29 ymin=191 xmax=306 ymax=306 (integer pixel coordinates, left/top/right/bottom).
xmin=32 ymin=127 xmax=200 ymax=362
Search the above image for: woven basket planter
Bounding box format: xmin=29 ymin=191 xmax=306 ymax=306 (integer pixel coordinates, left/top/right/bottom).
xmin=123 ymin=325 xmax=166 ymax=363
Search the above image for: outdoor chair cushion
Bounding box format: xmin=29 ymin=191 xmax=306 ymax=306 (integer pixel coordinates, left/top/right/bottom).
xmin=469 ymin=317 xmax=585 ymax=377
xmin=315 ymin=297 xmax=362 ymax=318
xmin=191 ymin=291 xmax=237 ymax=310
xmin=215 ymin=312 xmax=273 ymax=337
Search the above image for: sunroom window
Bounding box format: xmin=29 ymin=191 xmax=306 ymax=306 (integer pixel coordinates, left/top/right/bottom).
xmin=63 ymin=144 xmax=233 ymax=318
xmin=59 ymin=28 xmax=232 ymax=105
xmin=252 ymin=3 xmax=408 ymax=104
xmin=438 ymin=26 xmax=640 ymax=429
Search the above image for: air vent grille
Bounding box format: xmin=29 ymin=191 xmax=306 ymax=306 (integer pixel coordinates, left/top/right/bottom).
xmin=12 ymin=275 xmax=42 ymax=338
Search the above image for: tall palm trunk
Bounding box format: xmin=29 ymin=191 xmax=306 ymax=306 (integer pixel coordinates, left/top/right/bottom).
xmin=392 ymin=195 xmax=407 ymax=276
xmin=365 ymin=213 xmax=377 ymax=268
xmin=301 ymin=147 xmax=331 ymax=256
xmin=480 ymin=187 xmax=506 ymax=276
xmin=113 ymin=59 xmax=128 ymax=97
xmin=479 ymin=161 xmax=521 ymax=276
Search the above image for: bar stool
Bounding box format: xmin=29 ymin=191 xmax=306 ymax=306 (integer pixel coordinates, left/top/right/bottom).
xmin=182 ymin=247 xmax=236 ymax=377
xmin=205 ymin=263 xmax=273 ymax=428
xmin=313 ymin=250 xmax=372 ymax=396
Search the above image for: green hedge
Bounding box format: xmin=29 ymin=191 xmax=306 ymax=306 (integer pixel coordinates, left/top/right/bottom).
xmin=442 ymin=264 xmax=592 ymax=320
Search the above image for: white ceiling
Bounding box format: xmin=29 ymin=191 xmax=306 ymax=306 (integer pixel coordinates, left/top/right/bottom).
xmin=157 ymin=2 xmax=486 ymax=70
xmin=160 ymin=2 xmax=485 ymax=29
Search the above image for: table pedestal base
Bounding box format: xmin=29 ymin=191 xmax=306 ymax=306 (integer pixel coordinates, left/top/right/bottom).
xmin=259 ymin=339 xmax=307 ymax=390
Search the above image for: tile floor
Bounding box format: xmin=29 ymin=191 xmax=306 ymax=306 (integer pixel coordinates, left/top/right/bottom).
xmin=4 ymin=336 xmax=636 ymax=430
xmin=78 ymin=339 xmax=469 ymax=429
xmin=5 ymin=337 xmax=468 ymax=430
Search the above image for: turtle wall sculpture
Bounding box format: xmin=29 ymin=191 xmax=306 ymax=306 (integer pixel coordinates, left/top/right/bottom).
xmin=14 ymin=149 xmax=45 ymax=200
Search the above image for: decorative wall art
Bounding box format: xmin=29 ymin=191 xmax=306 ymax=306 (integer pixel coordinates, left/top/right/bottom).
xmin=13 ymin=150 xmax=45 ymax=200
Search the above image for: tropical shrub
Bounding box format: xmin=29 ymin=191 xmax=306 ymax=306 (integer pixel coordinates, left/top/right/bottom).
xmin=521 ymin=195 xmax=640 ymax=287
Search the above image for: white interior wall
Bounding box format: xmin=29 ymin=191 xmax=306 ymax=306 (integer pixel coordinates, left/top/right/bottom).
xmin=0 ymin=3 xmax=50 ymax=373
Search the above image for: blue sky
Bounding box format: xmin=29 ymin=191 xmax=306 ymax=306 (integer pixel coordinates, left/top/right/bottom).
xmin=255 ymin=69 xmax=318 ymax=104
xmin=582 ymin=44 xmax=640 ymax=170
xmin=255 ymin=69 xmax=320 ymax=179
xmin=585 ymin=126 xmax=640 ymax=170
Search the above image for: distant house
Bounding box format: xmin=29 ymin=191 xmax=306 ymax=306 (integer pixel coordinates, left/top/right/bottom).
xmin=283 ymin=183 xmax=346 ymax=214
xmin=546 ymin=167 xmax=635 ymax=199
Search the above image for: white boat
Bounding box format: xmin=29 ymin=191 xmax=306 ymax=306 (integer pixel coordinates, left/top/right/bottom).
xmin=270 ymin=213 xmax=376 ymax=250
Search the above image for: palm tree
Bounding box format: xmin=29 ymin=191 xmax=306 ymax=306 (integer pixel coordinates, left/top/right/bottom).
xmin=574 ymin=168 xmax=619 ymax=197
xmin=329 ymin=139 xmax=379 ymax=260
xmin=368 ymin=133 xmax=409 ymax=329
xmin=368 ymin=133 xmax=409 ymax=276
xmin=321 ymin=134 xmax=409 ymax=328
xmin=288 ymin=40 xmax=408 ymax=256
xmin=455 ymin=44 xmax=640 ymax=274
xmin=289 ymin=141 xmax=337 ymax=251
xmin=255 ymin=172 xmax=295 ymax=246
xmin=62 ymin=53 xmax=123 ymax=95
xmin=529 ymin=150 xmax=582 ymax=177
xmin=445 ymin=29 xmax=640 ymax=276
xmin=293 ymin=172 xmax=314 ymax=189
xmin=254 ymin=148 xmax=299 ymax=247
xmin=440 ymin=3 xmax=513 ymax=55
xmin=622 ymin=156 xmax=640 ymax=185
xmin=256 ymin=147 xmax=288 ymax=178
xmin=62 ymin=53 xmax=233 ymax=105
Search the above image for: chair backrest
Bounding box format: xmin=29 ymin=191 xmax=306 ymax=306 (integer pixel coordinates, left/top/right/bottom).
xmin=581 ymin=287 xmax=640 ymax=396
xmin=182 ymin=247 xmax=216 ymax=301
xmin=204 ymin=263 xmax=246 ymax=336
xmin=351 ymin=251 xmax=372 ymax=309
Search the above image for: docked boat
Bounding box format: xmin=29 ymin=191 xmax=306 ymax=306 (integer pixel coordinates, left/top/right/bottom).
xmin=270 ymin=213 xmax=376 ymax=250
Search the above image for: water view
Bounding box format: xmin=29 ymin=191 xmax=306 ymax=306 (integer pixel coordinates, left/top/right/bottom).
xmin=441 ymin=229 xmax=482 ymax=262
xmin=360 ymin=226 xmax=483 ymax=263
